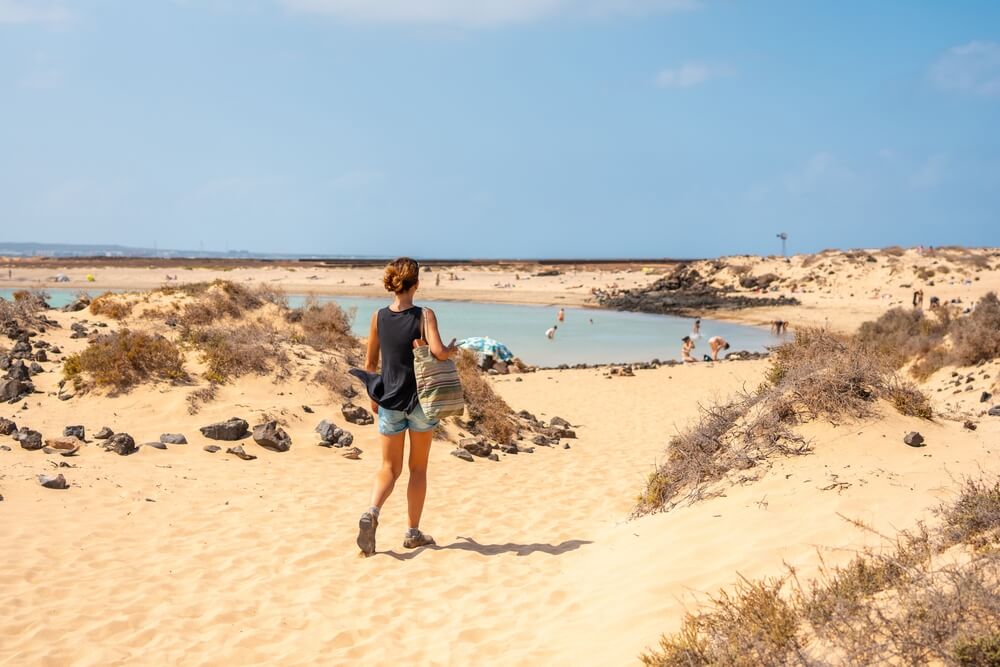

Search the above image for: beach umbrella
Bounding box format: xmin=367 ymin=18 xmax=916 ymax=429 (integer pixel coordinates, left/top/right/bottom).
xmin=457 ymin=337 xmax=514 ymax=362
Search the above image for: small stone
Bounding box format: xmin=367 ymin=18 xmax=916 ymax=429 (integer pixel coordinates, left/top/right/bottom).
xmin=315 ymin=420 xmax=344 ymax=443
xmin=450 ymin=448 xmax=474 ymax=462
xmin=341 ymin=403 xmax=374 ymax=426
xmin=981 ymin=392 xmax=992 ymax=403
xmin=500 ymin=443 xmax=518 ymax=455
xmin=226 ymin=445 xmax=256 ymax=460
xmin=532 ymin=434 xmax=555 ymax=446
xmin=903 ymin=432 xmax=925 ymax=447
xmin=37 ymin=473 xmax=68 ymax=490
xmin=94 ymin=426 xmax=114 ymax=439
xmin=336 ymin=432 xmax=354 ymax=447
xmin=15 ymin=428 xmax=43 ymax=451
xmin=0 ymin=417 xmax=16 ymax=436
xmin=989 ymin=406 xmax=1000 ymax=417
xmin=459 ymin=438 xmax=492 ymax=457
xmin=252 ymin=421 xmax=292 ymax=452
xmin=563 ymin=443 xmax=571 ymax=449
xmin=341 ymin=446 xmax=362 ymax=460
xmin=302 ymin=405 xmax=314 ymax=413
xmin=964 ymin=420 xmax=977 ymax=431
xmin=160 ymin=433 xmax=187 ymax=445
xmin=487 ymin=453 xmax=500 ymax=461
xmin=63 ymin=425 xmax=85 ymax=440
xmin=200 ymin=417 xmax=249 ymax=441
xmin=104 ymin=433 xmax=137 ymax=456
xmin=550 ymin=416 xmax=571 ymax=428
xmin=43 ymin=437 xmax=82 ymax=456
xmin=203 ymin=444 xmax=221 ymax=453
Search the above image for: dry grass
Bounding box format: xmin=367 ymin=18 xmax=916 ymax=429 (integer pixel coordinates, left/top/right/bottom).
xmin=638 ymin=329 xmax=930 ymax=514
xmin=88 ymin=292 xmax=134 ymax=320
xmin=0 ymin=291 xmax=47 ymax=328
xmin=174 ymin=280 xmax=283 ymax=326
xmin=289 ymin=296 xmax=358 ymax=354
xmin=183 ymin=321 xmax=288 ymax=383
xmin=312 ymin=365 xmax=355 ymax=398
xmin=856 ymin=307 xmax=948 ymax=368
xmin=186 ymin=384 xmax=218 ymax=415
xmin=641 ymin=476 xmax=1000 ymax=667
xmin=950 ymin=292 xmax=1000 ymax=367
xmin=63 ymin=329 xmax=187 ymax=391
xmin=455 ymin=349 xmax=516 ymax=443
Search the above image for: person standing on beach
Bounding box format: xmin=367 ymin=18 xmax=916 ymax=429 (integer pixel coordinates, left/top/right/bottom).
xmin=350 ymin=257 xmax=458 ymax=556
xmin=708 ymin=336 xmax=730 ymax=361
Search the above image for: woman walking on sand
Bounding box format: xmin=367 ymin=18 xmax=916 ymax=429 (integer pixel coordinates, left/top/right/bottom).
xmin=350 ymin=257 xmax=458 ymax=556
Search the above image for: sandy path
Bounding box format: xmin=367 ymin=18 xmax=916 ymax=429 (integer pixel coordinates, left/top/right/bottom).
xmin=2 ymin=356 xmax=996 ymax=665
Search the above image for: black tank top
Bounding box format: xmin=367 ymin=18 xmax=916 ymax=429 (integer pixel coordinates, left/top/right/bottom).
xmin=349 ymin=306 xmax=423 ymax=412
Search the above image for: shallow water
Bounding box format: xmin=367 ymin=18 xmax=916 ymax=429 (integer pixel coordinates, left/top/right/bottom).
xmin=2 ymin=289 xmax=780 ymax=366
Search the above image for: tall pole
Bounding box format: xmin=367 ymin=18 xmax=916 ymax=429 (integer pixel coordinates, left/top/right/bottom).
xmin=777 ymin=232 xmax=788 ymax=257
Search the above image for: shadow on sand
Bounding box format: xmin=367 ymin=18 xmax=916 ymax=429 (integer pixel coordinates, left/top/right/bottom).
xmin=380 ymin=536 xmax=593 ymax=561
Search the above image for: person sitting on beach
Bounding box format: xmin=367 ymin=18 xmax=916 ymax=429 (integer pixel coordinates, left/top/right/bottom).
xmin=681 ymin=336 xmax=696 ymax=363
xmin=546 ymin=325 xmax=558 ymax=339
xmin=350 ymin=257 xmax=457 ymax=556
xmin=708 ymin=336 xmax=730 ymax=361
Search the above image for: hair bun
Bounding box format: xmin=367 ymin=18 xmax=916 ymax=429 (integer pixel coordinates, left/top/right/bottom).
xmin=384 ymin=257 xmax=420 ymax=294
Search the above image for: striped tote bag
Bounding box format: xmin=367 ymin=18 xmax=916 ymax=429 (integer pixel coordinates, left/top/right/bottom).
xmin=413 ymin=312 xmax=465 ymax=420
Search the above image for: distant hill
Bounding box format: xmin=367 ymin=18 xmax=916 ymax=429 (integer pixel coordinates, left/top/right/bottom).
xmin=0 ymin=241 xmax=364 ymax=260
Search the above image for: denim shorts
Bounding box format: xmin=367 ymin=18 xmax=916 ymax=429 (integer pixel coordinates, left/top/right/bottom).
xmin=378 ymin=403 xmax=439 ymax=436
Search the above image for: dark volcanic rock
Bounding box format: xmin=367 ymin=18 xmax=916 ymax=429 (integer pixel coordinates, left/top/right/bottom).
xmin=1 ymin=377 xmax=33 ymax=402
xmin=200 ymin=417 xmax=249 ymax=441
xmin=964 ymin=420 xmax=977 ymax=431
xmin=63 ymin=425 xmax=85 ymax=440
xmin=341 ymin=403 xmax=374 ymax=426
xmin=94 ymin=426 xmax=114 ymax=440
xmin=341 ymin=446 xmax=362 ymax=460
xmin=15 ymin=428 xmax=43 ymax=451
xmin=982 ymin=392 xmax=992 ymax=403
xmin=61 ymin=297 xmax=90 ymax=312
xmin=459 ymin=437 xmax=492 ymax=458
xmin=0 ymin=417 xmax=16 ymax=436
xmin=989 ymin=406 xmax=1000 ymax=417
xmin=903 ymin=431 xmax=925 ymax=447
xmin=143 ymin=441 xmax=168 ymax=450
xmin=38 ymin=473 xmax=68 ymax=489
xmin=252 ymin=421 xmax=291 ymax=452
xmin=160 ymin=433 xmax=187 ymax=445
xmin=302 ymin=405 xmax=314 ymax=414
xmin=550 ymin=416 xmax=571 ymax=428
xmin=104 ymin=433 xmax=137 ymax=456
xmin=203 ymin=444 xmax=221 ymax=453
xmin=315 ymin=419 xmax=344 ymax=444
xmin=450 ymin=448 xmax=474 ymax=462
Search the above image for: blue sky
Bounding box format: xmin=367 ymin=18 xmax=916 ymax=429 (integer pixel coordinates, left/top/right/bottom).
xmin=1 ymin=0 xmax=998 ymax=258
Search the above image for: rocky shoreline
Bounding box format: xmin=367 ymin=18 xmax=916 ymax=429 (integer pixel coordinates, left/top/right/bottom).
xmin=594 ymin=263 xmax=799 ymax=316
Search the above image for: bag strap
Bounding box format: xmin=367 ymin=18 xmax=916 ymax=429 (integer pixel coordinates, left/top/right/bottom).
xmin=420 ymin=307 xmax=427 ymax=343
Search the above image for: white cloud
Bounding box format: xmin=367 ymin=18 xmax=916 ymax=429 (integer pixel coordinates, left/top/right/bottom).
xmin=654 ymin=62 xmax=729 ymax=88
xmin=280 ymin=0 xmax=697 ymax=26
xmin=0 ymin=0 xmax=71 ymax=25
xmin=929 ymin=41 xmax=1000 ymax=96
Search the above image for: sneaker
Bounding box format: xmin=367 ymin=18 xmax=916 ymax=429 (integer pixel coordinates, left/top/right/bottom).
xmin=357 ymin=511 xmax=378 ymax=556
xmin=403 ymin=530 xmax=435 ymax=549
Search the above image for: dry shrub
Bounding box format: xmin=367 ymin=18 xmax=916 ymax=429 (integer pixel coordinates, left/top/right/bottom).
xmin=292 ymin=296 xmax=358 ymax=353
xmin=641 ymin=576 xmax=805 ymax=667
xmin=916 ymin=266 xmax=936 ymax=280
xmin=184 ymin=322 xmax=288 ymax=383
xmin=63 ymin=329 xmax=187 ymax=390
xmin=856 ymin=307 xmax=948 ymax=368
xmin=882 ymin=245 xmax=906 ymax=257
xmin=950 ymin=292 xmax=1000 ymax=367
xmin=886 ymin=378 xmax=934 ymax=418
xmin=176 ymin=280 xmax=281 ymax=326
xmin=89 ymin=292 xmax=133 ymax=320
xmin=313 ymin=365 xmax=354 ymax=398
xmin=641 ymin=476 xmax=1000 ymax=667
xmin=455 ymin=349 xmax=515 ymax=443
xmin=0 ymin=293 xmax=46 ymax=328
xmin=186 ymin=383 xmax=218 ymax=415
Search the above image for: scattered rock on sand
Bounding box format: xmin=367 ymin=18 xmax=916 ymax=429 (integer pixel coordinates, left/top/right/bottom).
xmin=160 ymin=433 xmax=187 ymax=445
xmin=315 ymin=419 xmax=342 ymax=443
xmin=500 ymin=443 xmax=518 ymax=455
xmin=203 ymin=444 xmax=221 ymax=453
xmin=200 ymin=417 xmax=249 ymax=441
xmin=252 ymin=421 xmax=292 ymax=452
xmin=0 ymin=378 xmax=33 ymax=402
xmin=963 ymin=421 xmax=977 ymax=431
xmin=487 ymin=453 xmax=500 ymax=461
xmin=103 ymin=433 xmax=137 ymax=456
xmin=37 ymin=473 xmax=68 ymax=490
xmin=0 ymin=417 xmax=16 ymax=436
xmin=63 ymin=425 xmax=85 ymax=440
xmin=341 ymin=446 xmax=362 ymax=460
xmin=989 ymin=406 xmax=1000 ymax=417
xmin=15 ymin=428 xmax=43 ymax=451
xmin=302 ymin=405 xmax=314 ymax=413
xmin=43 ymin=437 xmax=82 ymax=456
xmin=341 ymin=403 xmax=374 ymax=426
xmin=143 ymin=441 xmax=168 ymax=450
xmin=94 ymin=426 xmax=114 ymax=440
xmin=550 ymin=416 xmax=571 ymax=428
xmin=531 ymin=434 xmax=556 ymax=447
xmin=450 ymin=448 xmax=474 ymax=462
xmin=904 ymin=432 xmax=925 ymax=447
xmin=459 ymin=437 xmax=493 ymax=458
xmin=982 ymin=392 xmax=993 ymax=403
xmin=226 ymin=445 xmax=256 ymax=460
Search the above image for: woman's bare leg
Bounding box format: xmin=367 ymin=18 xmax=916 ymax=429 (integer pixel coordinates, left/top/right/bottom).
xmin=370 ymin=432 xmax=406 ymax=509
xmin=406 ymin=429 xmax=433 ymax=530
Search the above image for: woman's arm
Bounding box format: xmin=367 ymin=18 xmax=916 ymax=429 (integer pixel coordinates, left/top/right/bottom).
xmin=365 ymin=310 xmax=380 ymax=373
xmin=423 ymin=308 xmax=457 ymax=361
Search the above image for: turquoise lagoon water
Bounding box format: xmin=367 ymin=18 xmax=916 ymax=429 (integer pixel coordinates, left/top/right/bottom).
xmin=1 ymin=289 xmax=779 ymax=367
